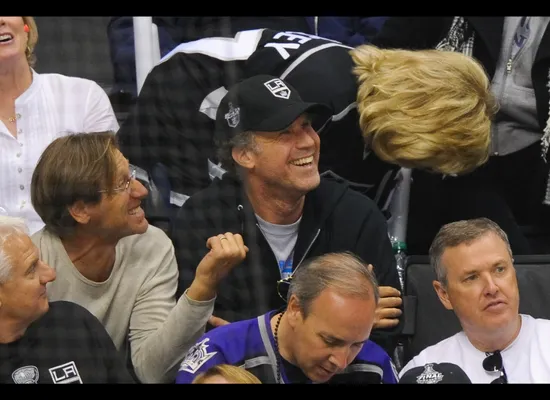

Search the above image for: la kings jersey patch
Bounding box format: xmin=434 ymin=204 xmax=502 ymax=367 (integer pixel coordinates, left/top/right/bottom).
xmin=179 ymin=338 xmax=217 ymax=374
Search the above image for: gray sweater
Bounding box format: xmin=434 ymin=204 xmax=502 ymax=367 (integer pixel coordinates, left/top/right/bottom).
xmin=32 ymin=225 xmax=215 ymax=383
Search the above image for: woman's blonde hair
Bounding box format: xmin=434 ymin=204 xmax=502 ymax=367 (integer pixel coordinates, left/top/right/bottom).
xmin=192 ymin=364 xmax=262 ymax=384
xmin=351 ymin=45 xmax=497 ymax=176
xmin=22 ymin=16 xmax=38 ymax=67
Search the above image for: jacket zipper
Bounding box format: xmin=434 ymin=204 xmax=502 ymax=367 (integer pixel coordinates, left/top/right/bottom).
xmin=256 ymin=223 xmax=321 ymax=278
xmin=494 ymin=24 xmax=529 ymax=155
xmin=294 ymin=228 xmax=321 ymax=269
xmin=506 ymin=17 xmax=530 ymax=74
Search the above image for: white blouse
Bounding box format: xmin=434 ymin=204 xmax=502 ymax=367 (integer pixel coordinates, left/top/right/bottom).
xmin=0 ymin=69 xmax=119 ymax=234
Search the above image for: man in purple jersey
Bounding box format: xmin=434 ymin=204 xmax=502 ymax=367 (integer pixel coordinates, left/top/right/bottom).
xmin=176 ymin=252 xmax=398 ymax=384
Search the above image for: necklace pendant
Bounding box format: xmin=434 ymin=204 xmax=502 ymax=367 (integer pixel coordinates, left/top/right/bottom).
xmin=7 ymin=113 xmax=21 ymax=123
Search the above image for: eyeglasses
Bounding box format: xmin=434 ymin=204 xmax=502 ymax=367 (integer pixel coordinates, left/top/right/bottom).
xmin=98 ymin=167 xmax=136 ymax=194
xmin=482 ymin=351 xmax=508 ymax=384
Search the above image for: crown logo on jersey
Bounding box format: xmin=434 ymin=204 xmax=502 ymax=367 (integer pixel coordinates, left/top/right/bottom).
xmin=225 ymin=102 xmax=240 ymax=128
xmin=264 ymin=78 xmax=291 ymax=100
xmin=179 ymin=338 xmax=218 ymax=374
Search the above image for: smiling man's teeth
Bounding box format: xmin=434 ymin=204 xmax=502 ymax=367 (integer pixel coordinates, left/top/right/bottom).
xmin=128 ymin=206 xmax=140 ymax=215
xmin=291 ymin=156 xmax=314 ymax=166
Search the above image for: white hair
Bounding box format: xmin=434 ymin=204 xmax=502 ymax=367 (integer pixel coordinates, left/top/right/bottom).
xmin=0 ymin=216 xmax=29 ymax=283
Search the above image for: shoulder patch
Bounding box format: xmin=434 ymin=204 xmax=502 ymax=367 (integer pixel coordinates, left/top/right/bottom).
xmin=179 ymin=338 xmax=218 ymax=374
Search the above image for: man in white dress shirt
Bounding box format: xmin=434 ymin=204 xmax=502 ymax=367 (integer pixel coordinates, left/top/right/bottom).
xmin=399 ymin=217 xmax=550 ymax=383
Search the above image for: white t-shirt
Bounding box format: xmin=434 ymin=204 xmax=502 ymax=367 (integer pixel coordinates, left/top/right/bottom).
xmin=255 ymin=213 xmax=301 ymax=279
xmin=400 ymin=314 xmax=550 ymax=383
xmin=0 ymin=69 xmax=119 ymax=234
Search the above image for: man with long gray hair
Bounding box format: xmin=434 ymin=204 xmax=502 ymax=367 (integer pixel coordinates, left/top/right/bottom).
xmin=0 ymin=216 xmax=135 ymax=383
xmin=175 ymin=251 xmax=398 ymax=384
xmin=399 ymin=217 xmax=550 ymax=383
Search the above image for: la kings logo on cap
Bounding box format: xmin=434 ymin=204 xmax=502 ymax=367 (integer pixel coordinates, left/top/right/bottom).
xmin=225 ymin=102 xmax=240 ymax=128
xmin=416 ymin=363 xmax=444 ymax=384
xmin=264 ymin=78 xmax=291 ymax=99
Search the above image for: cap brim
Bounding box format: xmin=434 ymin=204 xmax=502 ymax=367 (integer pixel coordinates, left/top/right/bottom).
xmin=252 ymin=102 xmax=333 ymax=133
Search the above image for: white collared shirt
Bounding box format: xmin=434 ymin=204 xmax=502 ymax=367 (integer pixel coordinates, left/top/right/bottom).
xmin=0 ymin=69 xmax=119 ymax=234
xmin=399 ymin=314 xmax=550 ymax=383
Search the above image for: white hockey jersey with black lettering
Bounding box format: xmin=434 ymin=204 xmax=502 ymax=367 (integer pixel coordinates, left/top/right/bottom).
xmin=117 ymin=28 xmax=397 ymax=207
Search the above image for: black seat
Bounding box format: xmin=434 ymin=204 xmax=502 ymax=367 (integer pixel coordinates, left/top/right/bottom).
xmin=400 ymin=254 xmax=550 ymax=366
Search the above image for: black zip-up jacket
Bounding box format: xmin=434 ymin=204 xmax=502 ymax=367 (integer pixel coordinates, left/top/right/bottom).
xmin=172 ymin=173 xmax=401 ymax=354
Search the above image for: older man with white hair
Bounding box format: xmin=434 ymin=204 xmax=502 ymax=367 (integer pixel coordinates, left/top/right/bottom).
xmin=0 ymin=216 xmax=135 ymax=384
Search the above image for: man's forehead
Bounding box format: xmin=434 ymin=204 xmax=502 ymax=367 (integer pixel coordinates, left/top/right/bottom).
xmin=307 ymin=311 xmax=371 ymax=343
xmin=3 ymin=232 xmax=36 ymax=260
xmin=306 ymin=292 xmax=374 ymax=339
xmin=442 ymin=235 xmax=512 ymax=272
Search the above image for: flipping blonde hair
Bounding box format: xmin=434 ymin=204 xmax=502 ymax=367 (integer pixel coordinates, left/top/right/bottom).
xmin=351 ymin=45 xmax=497 ymax=175
xmin=192 ymin=364 xmax=262 ymax=384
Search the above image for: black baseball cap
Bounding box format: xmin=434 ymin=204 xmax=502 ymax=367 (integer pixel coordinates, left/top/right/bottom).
xmin=399 ymin=363 xmax=472 ymax=384
xmin=214 ymin=75 xmax=332 ymax=143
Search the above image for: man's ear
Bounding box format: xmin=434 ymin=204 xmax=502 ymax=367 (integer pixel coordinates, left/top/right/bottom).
xmin=232 ymin=146 xmax=255 ymax=170
xmin=67 ymin=200 xmax=92 ymax=225
xmin=286 ymin=294 xmax=304 ymax=329
xmin=433 ymin=280 xmax=453 ymax=311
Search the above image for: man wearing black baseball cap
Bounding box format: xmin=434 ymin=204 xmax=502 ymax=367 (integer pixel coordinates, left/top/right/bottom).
xmin=213 ymin=74 xmax=332 ymax=143
xmin=173 ymin=75 xmax=403 ymax=357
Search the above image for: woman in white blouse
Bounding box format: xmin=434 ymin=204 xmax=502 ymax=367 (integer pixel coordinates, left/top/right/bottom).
xmin=0 ymin=16 xmax=119 ymax=234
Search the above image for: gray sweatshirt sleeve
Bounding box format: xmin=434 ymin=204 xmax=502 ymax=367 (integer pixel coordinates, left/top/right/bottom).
xmin=128 ymin=235 xmax=215 ymax=383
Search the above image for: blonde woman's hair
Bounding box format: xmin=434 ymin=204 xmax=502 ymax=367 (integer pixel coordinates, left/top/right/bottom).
xmin=351 ymin=45 xmax=497 ymax=176
xmin=22 ymin=16 xmax=38 ymax=67
xmin=192 ymin=364 xmax=262 ymax=384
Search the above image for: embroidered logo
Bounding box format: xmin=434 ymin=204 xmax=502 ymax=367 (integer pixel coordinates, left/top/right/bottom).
xmin=179 ymin=338 xmax=218 ymax=374
xmin=225 ymin=102 xmax=240 ymax=128
xmin=264 ymin=78 xmax=291 ymax=99
xmin=48 ymin=361 xmax=83 ymax=384
xmin=12 ymin=366 xmax=39 ymax=384
xmin=416 ymin=363 xmax=444 ymax=384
